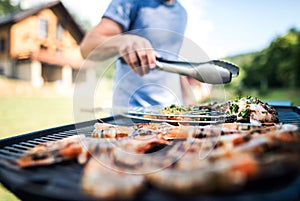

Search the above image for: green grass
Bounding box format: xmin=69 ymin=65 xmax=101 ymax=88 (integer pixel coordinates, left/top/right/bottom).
xmin=261 ymin=88 xmax=300 ymax=105
xmin=0 ymin=96 xmax=74 ymax=139
xmin=0 ymin=184 xmax=20 ymax=201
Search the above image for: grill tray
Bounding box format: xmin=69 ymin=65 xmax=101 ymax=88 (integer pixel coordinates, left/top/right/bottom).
xmin=0 ymin=106 xmax=300 ymax=201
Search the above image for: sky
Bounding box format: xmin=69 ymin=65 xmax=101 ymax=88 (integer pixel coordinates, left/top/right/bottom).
xmin=22 ymin=0 xmax=300 ymax=58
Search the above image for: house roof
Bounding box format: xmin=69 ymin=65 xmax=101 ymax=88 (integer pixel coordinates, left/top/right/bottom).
xmin=0 ymin=0 xmax=85 ymax=44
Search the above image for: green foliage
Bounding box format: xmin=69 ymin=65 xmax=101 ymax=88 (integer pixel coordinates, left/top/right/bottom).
xmin=0 ymin=0 xmax=20 ymax=16
xmin=226 ymin=27 xmax=300 ymax=92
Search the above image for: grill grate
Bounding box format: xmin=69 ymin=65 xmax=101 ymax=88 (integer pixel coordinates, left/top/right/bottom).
xmin=0 ymin=107 xmax=300 ymax=201
xmin=0 ymin=123 xmax=95 ymax=164
xmin=277 ymin=108 xmax=300 ymax=126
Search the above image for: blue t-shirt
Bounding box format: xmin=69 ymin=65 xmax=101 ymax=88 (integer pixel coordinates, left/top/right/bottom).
xmin=103 ymin=0 xmax=187 ymax=107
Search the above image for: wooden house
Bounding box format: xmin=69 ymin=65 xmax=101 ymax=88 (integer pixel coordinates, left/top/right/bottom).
xmin=0 ymin=0 xmax=93 ymax=87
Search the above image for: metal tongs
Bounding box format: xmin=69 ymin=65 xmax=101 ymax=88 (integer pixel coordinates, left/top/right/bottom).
xmin=155 ymin=57 xmax=239 ymax=84
xmin=120 ymin=57 xmax=239 ymax=84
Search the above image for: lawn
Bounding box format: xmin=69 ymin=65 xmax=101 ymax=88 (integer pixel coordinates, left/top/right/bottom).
xmin=262 ymin=88 xmax=300 ymax=105
xmin=0 ymin=96 xmax=73 ymax=139
xmin=0 ymin=76 xmax=113 ymax=140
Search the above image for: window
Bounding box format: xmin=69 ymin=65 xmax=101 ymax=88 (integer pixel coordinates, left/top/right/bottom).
xmin=39 ymin=19 xmax=48 ymax=38
xmin=57 ymin=23 xmax=64 ymax=41
xmin=0 ymin=38 xmax=5 ymax=52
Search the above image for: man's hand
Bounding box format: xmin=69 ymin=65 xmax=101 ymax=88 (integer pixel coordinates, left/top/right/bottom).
xmin=80 ymin=18 xmax=158 ymax=76
xmin=119 ymin=34 xmax=158 ymax=76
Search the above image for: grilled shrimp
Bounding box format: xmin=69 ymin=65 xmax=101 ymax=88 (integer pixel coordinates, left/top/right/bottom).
xmin=17 ymin=135 xmax=86 ymax=167
xmin=92 ymin=122 xmax=174 ymax=139
xmin=92 ymin=123 xmax=134 ymax=138
xmin=81 ymin=153 xmax=145 ymax=200
xmin=16 ymin=135 xmax=117 ymax=167
xmin=146 ymin=152 xmax=258 ymax=195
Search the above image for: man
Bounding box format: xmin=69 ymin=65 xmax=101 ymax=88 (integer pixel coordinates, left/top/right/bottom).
xmin=80 ymin=0 xmax=194 ymax=107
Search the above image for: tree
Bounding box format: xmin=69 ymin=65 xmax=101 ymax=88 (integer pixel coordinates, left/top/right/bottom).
xmin=0 ymin=0 xmax=20 ymax=16
xmin=239 ymin=28 xmax=300 ymax=89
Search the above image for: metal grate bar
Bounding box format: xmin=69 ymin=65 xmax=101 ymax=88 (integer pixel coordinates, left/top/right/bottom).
xmin=40 ymin=137 xmax=60 ymax=141
xmin=0 ymin=153 xmax=18 ymax=161
xmin=76 ymin=128 xmax=94 ymax=133
xmin=278 ymin=112 xmax=300 ymax=126
xmin=44 ymin=135 xmax=65 ymax=140
xmin=27 ymin=140 xmax=43 ymax=145
xmin=20 ymin=142 xmax=36 ymax=147
xmin=0 ymin=149 xmax=22 ymax=157
xmin=34 ymin=139 xmax=50 ymax=143
xmin=4 ymin=146 xmax=25 ymax=153
xmin=53 ymin=133 xmax=75 ymax=138
xmin=61 ymin=130 xmax=78 ymax=134
xmin=12 ymin=144 xmax=32 ymax=150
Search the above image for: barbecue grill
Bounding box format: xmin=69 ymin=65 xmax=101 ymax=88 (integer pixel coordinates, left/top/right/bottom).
xmin=0 ymin=106 xmax=300 ymax=201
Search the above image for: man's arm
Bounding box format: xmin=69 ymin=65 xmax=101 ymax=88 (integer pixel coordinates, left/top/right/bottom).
xmin=80 ymin=17 xmax=157 ymax=76
xmin=80 ymin=18 xmax=122 ymax=60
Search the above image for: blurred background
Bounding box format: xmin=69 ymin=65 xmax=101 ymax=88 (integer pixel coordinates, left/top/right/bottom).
xmin=0 ymin=0 xmax=300 ymax=200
